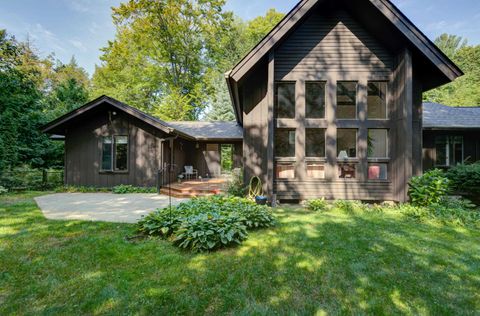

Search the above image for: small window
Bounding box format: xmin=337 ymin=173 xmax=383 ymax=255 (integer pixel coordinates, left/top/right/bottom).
xmin=275 ymin=129 xmax=295 ymax=158
xmin=306 ymin=82 xmax=326 ymax=118
xmin=307 ymin=163 xmax=325 ymax=179
xmin=275 ymin=82 xmax=295 ymax=119
xmin=101 ymin=137 xmax=113 ymax=171
xmin=368 ymin=82 xmax=387 ymax=119
xmin=338 ymin=163 xmax=356 ymax=179
xmin=276 ymin=163 xmax=295 ymax=179
xmin=114 ymin=136 xmax=128 ymax=171
xmin=337 ymin=82 xmax=357 ymax=119
xmin=435 ymin=136 xmax=463 ymax=166
xmin=368 ymin=129 xmax=388 ymax=158
xmin=337 ymin=129 xmax=357 ymax=159
xmin=306 ymin=129 xmax=326 ymax=158
xmin=368 ymin=163 xmax=388 ymax=180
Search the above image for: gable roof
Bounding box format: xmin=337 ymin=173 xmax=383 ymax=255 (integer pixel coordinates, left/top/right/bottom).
xmin=42 ymin=95 xmax=241 ymax=141
xmin=226 ymin=0 xmax=463 ymax=124
xmin=423 ymin=103 xmax=480 ymax=130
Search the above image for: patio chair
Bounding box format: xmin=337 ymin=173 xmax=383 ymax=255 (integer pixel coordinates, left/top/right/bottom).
xmin=183 ymin=165 xmax=198 ymax=180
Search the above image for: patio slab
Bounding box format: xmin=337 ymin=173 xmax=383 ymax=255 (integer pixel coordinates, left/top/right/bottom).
xmin=34 ymin=193 xmax=188 ymax=223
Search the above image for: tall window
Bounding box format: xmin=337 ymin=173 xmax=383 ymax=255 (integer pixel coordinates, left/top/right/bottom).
xmin=101 ymin=136 xmax=129 ymax=172
xmin=337 ymin=82 xmax=357 ymax=119
xmin=275 ymin=82 xmax=295 ymax=118
xmin=367 ymin=129 xmax=388 ymax=180
xmin=435 ymin=136 xmax=463 ymax=167
xmin=306 ymin=129 xmax=326 ymax=157
xmin=306 ymin=82 xmax=326 ymax=118
xmin=101 ymin=137 xmax=113 ymax=170
xmin=337 ymin=129 xmax=357 ymax=159
xmin=114 ymin=136 xmax=128 ymax=171
xmin=275 ymin=129 xmax=296 ymax=157
xmin=368 ymin=129 xmax=388 ymax=158
xmin=367 ymin=82 xmax=387 ymax=119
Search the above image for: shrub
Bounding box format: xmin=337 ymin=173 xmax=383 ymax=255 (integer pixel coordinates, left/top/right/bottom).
xmin=112 ymin=185 xmax=157 ymax=194
xmin=0 ymin=186 xmax=8 ymax=195
xmin=137 ymin=195 xmax=275 ymax=252
xmin=137 ymin=207 xmax=184 ymax=237
xmin=55 ymin=186 xmax=110 ymax=193
xmin=0 ymin=167 xmax=63 ymax=190
xmin=446 ymin=163 xmax=480 ymax=203
xmin=401 ymin=197 xmax=480 ymax=227
xmin=174 ymin=213 xmax=248 ymax=252
xmin=304 ymin=198 xmax=328 ymax=212
xmin=428 ymin=197 xmax=480 ymax=227
xmin=235 ymin=204 xmax=276 ymax=229
xmin=226 ymin=168 xmax=245 ymax=197
xmin=408 ymin=169 xmax=450 ymax=206
xmin=333 ymin=200 xmax=367 ymax=213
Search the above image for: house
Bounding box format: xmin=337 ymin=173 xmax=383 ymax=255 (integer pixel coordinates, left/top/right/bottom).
xmin=422 ymin=103 xmax=480 ymax=170
xmin=42 ymin=95 xmax=243 ymax=188
xmin=225 ymin=0 xmax=462 ymax=202
xmin=43 ymin=0 xmax=468 ymax=203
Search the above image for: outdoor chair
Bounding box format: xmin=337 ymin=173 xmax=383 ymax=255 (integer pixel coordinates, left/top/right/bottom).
xmin=183 ymin=165 xmax=198 ymax=180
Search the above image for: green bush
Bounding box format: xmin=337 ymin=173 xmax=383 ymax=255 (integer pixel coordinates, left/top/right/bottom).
xmin=0 ymin=186 xmax=8 ymax=195
xmin=112 ymin=185 xmax=157 ymax=194
xmin=446 ymin=163 xmax=480 ymax=202
xmin=400 ymin=197 xmax=480 ymax=227
xmin=0 ymin=167 xmax=63 ymax=190
xmin=137 ymin=207 xmax=184 ymax=237
xmin=226 ymin=168 xmax=245 ymax=197
xmin=408 ymin=169 xmax=450 ymax=206
xmin=304 ymin=198 xmax=328 ymax=212
xmin=137 ymin=195 xmax=275 ymax=252
xmin=174 ymin=213 xmax=248 ymax=252
xmin=235 ymin=204 xmax=276 ymax=229
xmin=333 ymin=200 xmax=367 ymax=213
xmin=55 ymin=186 xmax=110 ymax=193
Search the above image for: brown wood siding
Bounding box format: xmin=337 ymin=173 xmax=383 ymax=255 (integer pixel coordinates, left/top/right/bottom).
xmin=275 ymin=9 xmax=393 ymax=80
xmin=275 ymin=180 xmax=393 ymax=201
xmin=240 ymin=58 xmax=269 ymax=193
xmin=65 ymin=109 xmax=165 ymax=187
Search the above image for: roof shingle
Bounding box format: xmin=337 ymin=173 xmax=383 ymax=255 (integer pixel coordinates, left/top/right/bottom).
xmin=167 ymin=121 xmax=243 ymax=141
xmin=423 ymin=103 xmax=480 ymax=129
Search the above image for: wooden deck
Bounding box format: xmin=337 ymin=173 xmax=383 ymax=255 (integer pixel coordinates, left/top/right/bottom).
xmin=160 ymin=178 xmax=228 ymax=198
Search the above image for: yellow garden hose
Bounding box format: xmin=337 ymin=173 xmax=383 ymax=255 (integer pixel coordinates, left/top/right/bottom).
xmin=248 ymin=176 xmax=263 ymax=200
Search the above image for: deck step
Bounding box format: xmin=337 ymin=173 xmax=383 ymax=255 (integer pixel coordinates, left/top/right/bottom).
xmin=159 ymin=179 xmax=228 ymax=198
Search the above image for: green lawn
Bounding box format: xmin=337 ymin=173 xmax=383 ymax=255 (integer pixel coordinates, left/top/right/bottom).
xmin=1 ymin=193 xmax=479 ymax=315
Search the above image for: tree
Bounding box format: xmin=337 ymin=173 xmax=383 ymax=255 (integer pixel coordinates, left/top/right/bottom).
xmin=43 ymin=57 xmax=90 ymax=119
xmin=204 ymin=9 xmax=284 ymax=121
xmin=205 ymin=73 xmax=236 ymax=121
xmin=244 ymin=9 xmax=284 ymax=49
xmin=424 ymin=34 xmax=480 ymax=106
xmin=0 ymin=29 xmax=90 ymax=170
xmin=434 ymin=33 xmax=467 ymax=59
xmin=92 ymin=0 xmax=230 ymax=120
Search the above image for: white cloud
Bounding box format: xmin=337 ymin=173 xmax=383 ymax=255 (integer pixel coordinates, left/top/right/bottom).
xmin=426 ymin=20 xmax=448 ymax=31
xmin=69 ymin=39 xmax=87 ymax=51
xmin=28 ymin=23 xmax=66 ymax=53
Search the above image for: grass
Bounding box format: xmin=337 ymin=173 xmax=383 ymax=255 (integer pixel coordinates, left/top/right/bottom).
xmin=1 ymin=192 xmax=480 ymax=315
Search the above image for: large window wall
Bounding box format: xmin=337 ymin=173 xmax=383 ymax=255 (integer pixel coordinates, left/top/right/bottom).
xmin=274 ymin=80 xmax=390 ymax=182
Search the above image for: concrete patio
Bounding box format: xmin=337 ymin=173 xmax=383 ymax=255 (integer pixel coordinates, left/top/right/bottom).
xmin=34 ymin=193 xmax=188 ymax=223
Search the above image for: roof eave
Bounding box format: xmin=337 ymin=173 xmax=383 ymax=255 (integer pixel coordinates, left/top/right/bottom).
xmin=225 ymin=72 xmax=243 ymax=125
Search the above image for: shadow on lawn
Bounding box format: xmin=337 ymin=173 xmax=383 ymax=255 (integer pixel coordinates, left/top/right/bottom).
xmin=1 ymin=196 xmax=479 ymax=314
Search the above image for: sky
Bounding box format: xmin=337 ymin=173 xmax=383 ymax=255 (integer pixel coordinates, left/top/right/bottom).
xmin=1 ymin=0 xmax=479 ymax=77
